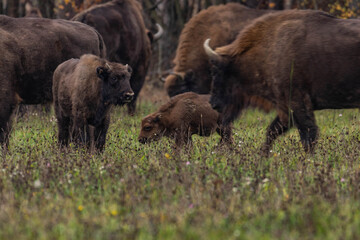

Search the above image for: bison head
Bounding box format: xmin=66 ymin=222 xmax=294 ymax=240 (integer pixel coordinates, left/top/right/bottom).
xmin=138 ymin=113 xmax=165 ymax=144
xmin=204 ymin=39 xmax=241 ymax=125
xmin=164 ymin=70 xmax=195 ymax=97
xmin=203 ymin=39 xmax=230 ymax=112
xmin=96 ymin=62 xmax=134 ymax=106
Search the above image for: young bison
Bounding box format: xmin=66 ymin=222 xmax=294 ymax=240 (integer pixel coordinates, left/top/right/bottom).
xmin=138 ymin=92 xmax=233 ymax=147
xmin=53 ymin=54 xmax=133 ymax=151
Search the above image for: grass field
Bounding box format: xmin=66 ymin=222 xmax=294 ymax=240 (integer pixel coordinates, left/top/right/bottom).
xmin=0 ymin=102 xmax=359 ymax=240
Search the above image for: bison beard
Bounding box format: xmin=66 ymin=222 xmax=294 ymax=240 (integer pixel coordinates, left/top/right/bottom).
xmin=204 ymin=10 xmax=360 ymax=155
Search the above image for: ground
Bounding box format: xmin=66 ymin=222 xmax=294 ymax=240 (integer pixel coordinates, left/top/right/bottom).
xmin=0 ymin=85 xmax=359 ymax=239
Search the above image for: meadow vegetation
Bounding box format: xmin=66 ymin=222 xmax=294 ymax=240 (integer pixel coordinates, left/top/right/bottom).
xmin=0 ymin=102 xmax=359 ymax=239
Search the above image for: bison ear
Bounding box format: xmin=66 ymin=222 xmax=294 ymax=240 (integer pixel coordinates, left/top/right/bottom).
xmin=125 ymin=64 xmax=132 ymax=74
xmin=153 ymin=114 xmax=162 ymax=123
xmin=96 ymin=67 xmax=108 ymax=80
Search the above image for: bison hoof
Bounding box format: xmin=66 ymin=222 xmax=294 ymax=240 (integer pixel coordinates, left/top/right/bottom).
xmin=260 ymin=144 xmax=271 ymax=158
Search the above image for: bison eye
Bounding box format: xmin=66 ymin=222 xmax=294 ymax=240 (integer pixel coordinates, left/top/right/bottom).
xmin=143 ymin=126 xmax=152 ymax=131
xmin=109 ymin=76 xmax=118 ymax=86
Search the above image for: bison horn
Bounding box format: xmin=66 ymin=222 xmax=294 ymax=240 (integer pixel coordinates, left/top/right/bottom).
xmin=204 ymin=39 xmax=222 ymax=62
xmin=153 ymin=23 xmax=164 ymax=41
xmin=105 ymin=63 xmax=112 ymax=70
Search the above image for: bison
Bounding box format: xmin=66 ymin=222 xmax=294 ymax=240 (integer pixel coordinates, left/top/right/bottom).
xmin=52 ymin=54 xmax=133 ymax=151
xmin=138 ymin=92 xmax=233 ymax=147
xmin=204 ymin=10 xmax=360 ymax=155
xmin=0 ymin=15 xmax=105 ymax=146
xmin=164 ymin=3 xmax=273 ymax=97
xmin=72 ymin=0 xmax=163 ymax=115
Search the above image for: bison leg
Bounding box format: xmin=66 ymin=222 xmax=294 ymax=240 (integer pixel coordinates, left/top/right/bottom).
xmin=217 ymin=123 xmax=234 ymax=145
xmin=261 ymin=115 xmax=293 ymax=156
xmin=93 ymin=115 xmax=110 ymax=152
xmin=72 ymin=119 xmax=91 ymax=148
xmin=127 ymin=70 xmax=145 ymax=115
xmin=0 ymin=104 xmax=15 ymax=147
xmin=293 ymin=110 xmax=318 ymax=153
xmin=174 ymin=127 xmax=192 ymax=148
xmin=0 ymin=94 xmax=18 ymax=147
xmin=57 ymin=116 xmax=70 ymax=147
xmin=291 ymin=93 xmax=319 ymax=153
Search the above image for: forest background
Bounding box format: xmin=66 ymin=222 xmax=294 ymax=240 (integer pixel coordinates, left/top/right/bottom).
xmin=1 ymin=0 xmax=358 ymax=87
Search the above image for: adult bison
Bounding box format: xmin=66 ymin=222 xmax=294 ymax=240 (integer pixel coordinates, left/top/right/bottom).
xmin=204 ymin=10 xmax=360 ymax=155
xmin=164 ymin=3 xmax=273 ymax=97
xmin=0 ymin=15 xmax=105 ymax=145
xmin=72 ymin=0 xmax=163 ymax=115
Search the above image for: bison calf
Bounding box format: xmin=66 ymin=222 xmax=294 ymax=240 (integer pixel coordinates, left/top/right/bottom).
xmin=138 ymin=92 xmax=233 ymax=147
xmin=53 ymin=54 xmax=133 ymax=151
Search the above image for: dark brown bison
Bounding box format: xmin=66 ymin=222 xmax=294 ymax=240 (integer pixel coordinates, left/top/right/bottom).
xmin=72 ymin=0 xmax=163 ymax=115
xmin=138 ymin=92 xmax=233 ymax=147
xmin=204 ymin=10 xmax=360 ymax=155
xmin=164 ymin=3 xmax=273 ymax=97
xmin=0 ymin=15 xmax=106 ymax=146
xmin=53 ymin=54 xmax=133 ymax=151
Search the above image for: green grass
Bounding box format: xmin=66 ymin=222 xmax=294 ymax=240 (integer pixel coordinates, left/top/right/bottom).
xmin=0 ymin=103 xmax=359 ymax=240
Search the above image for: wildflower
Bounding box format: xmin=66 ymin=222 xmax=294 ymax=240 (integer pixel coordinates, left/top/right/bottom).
xmin=165 ymin=153 xmax=171 ymax=159
xmin=262 ymin=178 xmax=269 ymax=183
xmin=110 ymin=210 xmax=118 ymax=216
xmin=34 ymin=179 xmax=41 ymax=188
xmin=78 ymin=205 xmax=84 ymax=211
xmin=284 ymin=194 xmax=289 ymax=200
xmin=341 ymin=178 xmax=345 ymax=183
xmin=232 ymin=187 xmax=238 ymax=193
xmin=188 ymin=203 xmax=194 ymax=209
xmin=339 ymin=113 xmax=343 ymax=117
xmin=186 ymin=161 xmax=190 ymax=165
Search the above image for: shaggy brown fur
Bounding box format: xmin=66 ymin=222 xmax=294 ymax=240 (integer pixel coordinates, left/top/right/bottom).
xmin=138 ymin=92 xmax=233 ymax=147
xmin=205 ymin=10 xmax=360 ymax=155
xmin=53 ymin=54 xmax=133 ymax=151
xmin=0 ymin=15 xmax=105 ymax=146
xmin=72 ymin=0 xmax=160 ymax=115
xmin=164 ymin=3 xmax=274 ymax=97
